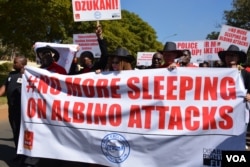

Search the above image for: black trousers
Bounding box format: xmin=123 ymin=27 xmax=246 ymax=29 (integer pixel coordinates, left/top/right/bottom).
xmin=8 ymin=113 xmax=21 ymax=150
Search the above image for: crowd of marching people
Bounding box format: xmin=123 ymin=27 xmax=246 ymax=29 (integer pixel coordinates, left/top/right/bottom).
xmin=0 ymin=24 xmax=250 ymax=167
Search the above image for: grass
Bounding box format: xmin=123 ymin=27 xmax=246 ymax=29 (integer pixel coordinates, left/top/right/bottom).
xmin=0 ymin=96 xmax=7 ymax=105
xmin=0 ymin=73 xmax=7 ymax=105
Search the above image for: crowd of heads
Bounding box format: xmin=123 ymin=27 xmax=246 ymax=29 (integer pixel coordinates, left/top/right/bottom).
xmin=5 ymin=31 xmax=249 ymax=167
xmin=32 ymin=30 xmax=248 ymax=74
xmin=29 ymin=24 xmax=249 ymax=74
xmin=136 ymin=42 xmax=248 ymax=69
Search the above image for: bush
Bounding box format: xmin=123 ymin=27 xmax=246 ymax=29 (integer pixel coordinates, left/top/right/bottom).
xmin=0 ymin=74 xmax=8 ymax=85
xmin=0 ymin=62 xmax=12 ymax=74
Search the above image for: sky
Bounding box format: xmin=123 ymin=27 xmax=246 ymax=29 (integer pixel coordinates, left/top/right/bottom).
xmin=121 ymin=0 xmax=233 ymax=43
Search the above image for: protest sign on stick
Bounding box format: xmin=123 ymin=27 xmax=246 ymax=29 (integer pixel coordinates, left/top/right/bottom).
xmin=72 ymin=0 xmax=121 ymax=22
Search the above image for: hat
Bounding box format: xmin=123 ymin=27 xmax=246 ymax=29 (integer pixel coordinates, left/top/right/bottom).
xmin=159 ymin=42 xmax=183 ymax=58
xmin=218 ymin=45 xmax=246 ymax=64
xmin=110 ymin=47 xmax=135 ymax=62
xmin=80 ymin=51 xmax=94 ymax=61
xmin=36 ymin=45 xmax=60 ymax=61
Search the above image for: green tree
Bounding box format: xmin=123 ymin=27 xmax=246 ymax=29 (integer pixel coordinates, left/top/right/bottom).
xmin=0 ymin=0 xmax=75 ymax=58
xmin=223 ymin=0 xmax=250 ymax=30
xmin=98 ymin=10 xmax=162 ymax=56
xmin=0 ymin=0 xmax=162 ymax=60
xmin=206 ymin=0 xmax=250 ymax=62
xmin=206 ymin=0 xmax=250 ymax=46
xmin=206 ymin=31 xmax=220 ymax=40
xmin=223 ymin=0 xmax=250 ymax=61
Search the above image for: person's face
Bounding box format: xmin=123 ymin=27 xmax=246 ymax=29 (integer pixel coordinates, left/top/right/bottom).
xmin=152 ymin=53 xmax=163 ymax=68
xmin=40 ymin=52 xmax=54 ymax=68
xmin=163 ymin=52 xmax=179 ymax=66
xmin=13 ymin=57 xmax=24 ymax=71
xmin=224 ymin=53 xmax=239 ymax=68
xmin=111 ymin=57 xmax=121 ymax=71
xmin=214 ymin=60 xmax=223 ymax=67
xmin=202 ymin=63 xmax=209 ymax=67
xmin=180 ymin=51 xmax=191 ymax=64
xmin=81 ymin=55 xmax=93 ymax=67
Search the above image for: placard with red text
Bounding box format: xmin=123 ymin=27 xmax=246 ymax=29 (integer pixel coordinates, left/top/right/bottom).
xmin=175 ymin=41 xmax=204 ymax=63
xmin=203 ymin=40 xmax=224 ymax=61
xmin=136 ymin=52 xmax=155 ymax=66
xmin=73 ymin=33 xmax=101 ymax=58
xmin=72 ymin=0 xmax=121 ymax=22
xmin=218 ymin=25 xmax=250 ymax=52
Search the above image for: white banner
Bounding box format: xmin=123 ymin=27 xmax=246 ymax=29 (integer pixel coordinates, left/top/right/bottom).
xmin=72 ymin=0 xmax=121 ymax=22
xmin=18 ymin=66 xmax=248 ymax=167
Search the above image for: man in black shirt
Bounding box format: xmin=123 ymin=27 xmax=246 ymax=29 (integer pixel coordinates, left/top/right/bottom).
xmin=0 ymin=55 xmax=27 ymax=162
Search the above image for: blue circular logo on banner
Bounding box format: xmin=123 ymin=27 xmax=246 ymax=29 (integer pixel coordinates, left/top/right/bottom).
xmin=94 ymin=11 xmax=101 ymax=19
xmin=101 ymin=133 xmax=130 ymax=163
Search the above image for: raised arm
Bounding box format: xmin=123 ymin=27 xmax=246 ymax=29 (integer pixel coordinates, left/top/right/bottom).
xmin=94 ymin=25 xmax=108 ymax=71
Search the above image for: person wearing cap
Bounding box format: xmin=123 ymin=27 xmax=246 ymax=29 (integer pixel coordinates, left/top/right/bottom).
xmin=106 ymin=47 xmax=135 ymax=71
xmin=36 ymin=46 xmax=67 ymax=75
xmin=218 ymin=44 xmax=250 ymax=150
xmin=77 ymin=25 xmax=108 ymax=74
xmin=159 ymin=41 xmax=183 ymax=69
xmin=218 ymin=44 xmax=248 ymax=69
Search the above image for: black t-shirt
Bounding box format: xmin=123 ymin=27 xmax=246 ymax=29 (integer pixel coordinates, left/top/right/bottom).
xmin=241 ymin=69 xmax=250 ymax=93
xmin=4 ymin=71 xmax=22 ymax=115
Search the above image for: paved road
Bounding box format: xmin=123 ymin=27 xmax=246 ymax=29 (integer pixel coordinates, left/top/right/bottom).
xmin=0 ymin=104 xmax=16 ymax=167
xmin=0 ymin=104 xmax=89 ymax=167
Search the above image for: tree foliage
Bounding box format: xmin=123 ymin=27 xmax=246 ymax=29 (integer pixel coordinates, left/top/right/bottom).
xmin=206 ymin=0 xmax=250 ymax=59
xmin=0 ymin=0 xmax=162 ymax=60
xmin=223 ymin=0 xmax=250 ymax=30
xmin=206 ymin=31 xmax=220 ymax=40
xmin=223 ymin=0 xmax=250 ymax=59
xmin=206 ymin=0 xmax=250 ymax=42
